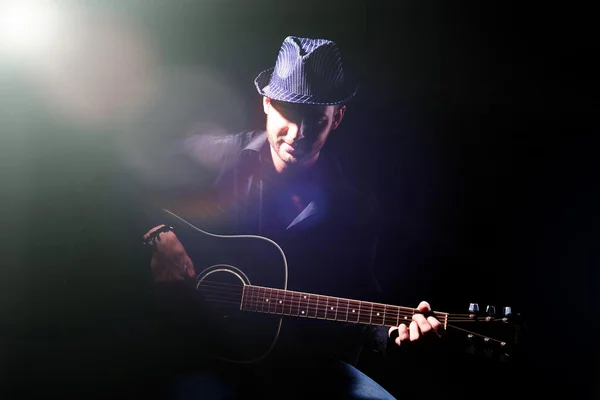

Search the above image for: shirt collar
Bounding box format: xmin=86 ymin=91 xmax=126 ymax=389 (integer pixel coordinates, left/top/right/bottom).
xmin=241 ymin=130 xmax=268 ymax=155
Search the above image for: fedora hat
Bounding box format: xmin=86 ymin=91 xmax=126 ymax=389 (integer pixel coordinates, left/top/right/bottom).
xmin=254 ymin=36 xmax=358 ymax=105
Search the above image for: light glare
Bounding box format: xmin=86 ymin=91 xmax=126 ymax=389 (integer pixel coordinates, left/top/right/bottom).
xmin=0 ymin=0 xmax=62 ymax=59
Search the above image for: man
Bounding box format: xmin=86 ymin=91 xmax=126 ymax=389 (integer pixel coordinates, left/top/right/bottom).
xmin=143 ymin=36 xmax=443 ymax=399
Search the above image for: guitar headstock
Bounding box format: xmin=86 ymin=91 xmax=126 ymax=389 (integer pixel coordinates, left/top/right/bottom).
xmin=445 ymin=303 xmax=524 ymax=362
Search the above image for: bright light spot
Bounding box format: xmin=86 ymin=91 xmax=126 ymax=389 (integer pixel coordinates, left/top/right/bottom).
xmin=0 ymin=0 xmax=63 ymax=60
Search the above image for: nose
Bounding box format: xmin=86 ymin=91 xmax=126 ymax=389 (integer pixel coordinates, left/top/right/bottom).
xmin=286 ymin=120 xmax=306 ymax=143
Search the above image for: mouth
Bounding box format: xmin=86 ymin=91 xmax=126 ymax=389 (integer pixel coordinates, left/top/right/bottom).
xmin=281 ymin=142 xmax=299 ymax=154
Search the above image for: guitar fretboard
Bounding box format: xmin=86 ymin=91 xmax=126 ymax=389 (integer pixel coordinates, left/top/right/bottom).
xmin=240 ymin=285 xmax=448 ymax=327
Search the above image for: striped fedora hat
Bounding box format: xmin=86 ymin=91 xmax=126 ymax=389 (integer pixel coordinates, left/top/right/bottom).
xmin=254 ymin=36 xmax=359 ymax=105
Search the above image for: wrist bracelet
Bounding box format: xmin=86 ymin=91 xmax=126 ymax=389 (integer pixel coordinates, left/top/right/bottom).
xmin=143 ymin=225 xmax=174 ymax=246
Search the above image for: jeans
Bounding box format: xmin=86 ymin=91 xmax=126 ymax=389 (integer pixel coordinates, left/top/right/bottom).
xmin=169 ymin=358 xmax=396 ymax=400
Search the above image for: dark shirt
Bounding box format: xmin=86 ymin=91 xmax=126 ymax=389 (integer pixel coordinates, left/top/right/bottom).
xmin=147 ymin=130 xmax=389 ymax=370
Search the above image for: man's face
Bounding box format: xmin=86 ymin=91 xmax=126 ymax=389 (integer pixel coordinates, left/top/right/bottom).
xmin=263 ymin=97 xmax=345 ymax=167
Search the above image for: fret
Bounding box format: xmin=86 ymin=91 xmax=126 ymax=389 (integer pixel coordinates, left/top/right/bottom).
xmin=249 ymin=286 xmax=257 ymax=312
xmin=282 ymin=290 xmax=290 ymax=316
xmin=298 ymin=293 xmax=308 ymax=317
xmin=325 ymin=297 xmax=337 ymax=321
xmin=251 ymin=287 xmax=257 ymax=312
xmin=264 ymin=287 xmax=271 ymax=313
xmin=382 ymin=305 xmax=396 ymax=326
xmin=273 ymin=289 xmax=283 ymax=314
xmin=334 ymin=298 xmax=339 ymax=320
xmin=330 ymin=298 xmax=337 ymax=320
xmin=361 ymin=302 xmax=373 ymax=324
xmin=254 ymin=287 xmax=260 ymax=313
xmin=371 ymin=304 xmax=385 ymax=325
xmin=256 ymin=287 xmax=265 ymax=312
xmin=308 ymin=294 xmax=316 ymax=318
xmin=261 ymin=287 xmax=267 ymax=313
xmin=272 ymin=289 xmax=279 ymax=314
xmin=260 ymin=287 xmax=267 ymax=313
xmin=279 ymin=290 xmax=290 ymax=315
xmin=348 ymin=300 xmax=360 ymax=323
xmin=312 ymin=294 xmax=320 ymax=318
xmin=299 ymin=293 xmax=309 ymax=317
xmin=289 ymin=291 xmax=300 ymax=316
xmin=297 ymin=292 xmax=303 ymax=316
xmin=341 ymin=298 xmax=350 ymax=322
xmin=389 ymin=306 xmax=402 ymax=326
xmin=316 ymin=295 xmax=326 ymax=319
xmin=266 ymin=288 xmax=274 ymax=314
xmin=383 ymin=304 xmax=387 ymax=325
xmin=269 ymin=288 xmax=276 ymax=314
xmin=289 ymin=290 xmax=297 ymax=316
xmin=324 ymin=297 xmax=330 ymax=319
xmin=358 ymin=302 xmax=363 ymax=323
xmin=243 ymin=286 xmax=250 ymax=311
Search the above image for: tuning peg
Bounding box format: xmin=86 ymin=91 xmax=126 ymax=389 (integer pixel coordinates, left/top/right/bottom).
xmin=468 ymin=303 xmax=479 ymax=320
xmin=486 ymin=305 xmax=496 ymax=316
xmin=502 ymin=306 xmax=512 ymax=322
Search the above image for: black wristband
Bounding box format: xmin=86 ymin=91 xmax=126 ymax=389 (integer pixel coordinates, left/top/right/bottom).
xmin=143 ymin=225 xmax=174 ymax=246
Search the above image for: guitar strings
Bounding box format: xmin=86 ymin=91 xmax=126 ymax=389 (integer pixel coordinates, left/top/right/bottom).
xmin=193 ymin=295 xmax=514 ymax=343
xmin=194 ymin=279 xmax=482 ymax=319
xmin=195 ymin=281 xmax=502 ymax=320
xmin=200 ymin=295 xmax=506 ymax=324
xmin=192 ymin=281 xmax=513 ymax=328
xmin=199 ymin=296 xmax=494 ymax=324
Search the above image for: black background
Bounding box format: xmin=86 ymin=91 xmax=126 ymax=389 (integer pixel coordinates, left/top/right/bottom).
xmin=1 ymin=0 xmax=598 ymax=398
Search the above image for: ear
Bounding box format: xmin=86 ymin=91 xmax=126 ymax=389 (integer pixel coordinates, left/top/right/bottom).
xmin=263 ymin=97 xmax=271 ymax=114
xmin=331 ymin=105 xmax=346 ymax=130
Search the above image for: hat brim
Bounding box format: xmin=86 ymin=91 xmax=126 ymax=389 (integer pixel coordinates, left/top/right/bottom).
xmin=254 ymin=67 xmax=358 ymax=106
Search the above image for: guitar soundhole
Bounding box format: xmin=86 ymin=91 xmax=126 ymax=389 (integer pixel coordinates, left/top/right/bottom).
xmin=196 ymin=266 xmax=248 ymax=318
xmin=195 ymin=265 xmax=281 ymax=362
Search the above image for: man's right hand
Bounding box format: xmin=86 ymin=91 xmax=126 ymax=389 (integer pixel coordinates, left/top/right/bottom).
xmin=143 ymin=225 xmax=196 ymax=283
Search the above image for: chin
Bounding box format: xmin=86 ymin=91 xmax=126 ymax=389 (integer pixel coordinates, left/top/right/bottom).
xmin=283 ymin=156 xmax=299 ymax=164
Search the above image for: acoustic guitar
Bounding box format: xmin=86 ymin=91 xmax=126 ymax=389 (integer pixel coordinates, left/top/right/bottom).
xmin=159 ymin=209 xmax=523 ymax=364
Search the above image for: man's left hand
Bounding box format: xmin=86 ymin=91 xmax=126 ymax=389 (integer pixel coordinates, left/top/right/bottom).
xmin=388 ymin=301 xmax=443 ymax=346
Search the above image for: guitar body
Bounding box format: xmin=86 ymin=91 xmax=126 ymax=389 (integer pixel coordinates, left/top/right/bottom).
xmin=163 ymin=210 xmax=288 ymax=364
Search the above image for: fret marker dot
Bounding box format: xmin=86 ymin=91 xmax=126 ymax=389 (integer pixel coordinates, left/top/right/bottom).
xmin=265 ymin=299 xmax=269 ymax=302
xmin=352 ymin=310 xmax=355 ymax=313
xmin=303 ymin=296 xmax=307 ymax=299
xmin=301 ymin=311 xmax=305 ymax=314
xmin=279 ymin=301 xmax=282 ymax=304
xmin=377 ymin=313 xmax=380 ymax=316
xmin=330 ymin=307 xmax=334 ymax=310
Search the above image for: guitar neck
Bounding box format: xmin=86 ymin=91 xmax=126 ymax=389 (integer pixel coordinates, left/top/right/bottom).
xmin=241 ymin=285 xmax=448 ymax=329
